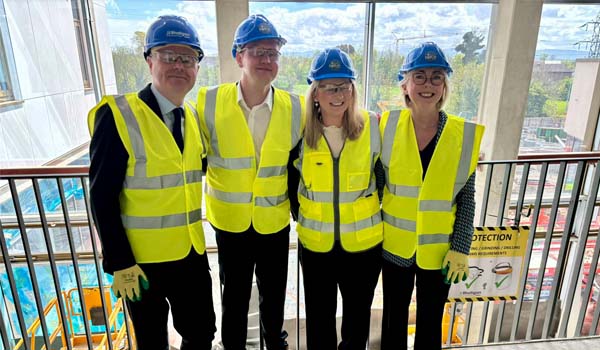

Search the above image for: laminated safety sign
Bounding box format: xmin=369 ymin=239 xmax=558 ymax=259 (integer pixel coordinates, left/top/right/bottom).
xmin=448 ymin=226 xmax=529 ymax=302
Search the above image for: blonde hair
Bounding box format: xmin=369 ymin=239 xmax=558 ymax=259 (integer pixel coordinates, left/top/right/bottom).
xmin=400 ymin=70 xmax=451 ymax=111
xmin=304 ymin=80 xmax=364 ymax=149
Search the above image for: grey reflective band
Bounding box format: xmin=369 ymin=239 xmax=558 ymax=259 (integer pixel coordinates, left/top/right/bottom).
xmin=299 ymin=183 xmax=375 ymax=204
xmin=258 ymin=165 xmax=286 ymax=178
xmin=115 ymin=95 xmax=146 ymax=177
xmin=186 ymin=170 xmax=203 ymax=184
xmin=204 ymin=86 xmax=220 ymax=157
xmin=125 ymin=173 xmax=182 ymax=189
xmin=207 ymin=155 xmax=253 ymax=170
xmin=418 ymin=233 xmax=450 ymax=245
xmin=124 ymin=170 xmax=202 ymax=190
xmin=299 ymin=212 xmax=381 ymax=233
xmin=419 ymin=200 xmax=453 ymax=212
xmin=381 ymin=110 xmax=400 ymax=167
xmin=206 ymin=185 xmax=252 ymax=203
xmin=123 ymin=212 xmax=187 ymax=229
xmin=387 ymin=184 xmax=420 ymax=198
xmin=186 ymin=101 xmax=205 ymax=151
xmin=382 ymin=211 xmax=416 ymax=231
xmin=369 ymin=113 xmax=381 ymax=155
xmin=290 ymin=94 xmax=302 ymax=146
xmin=454 ymin=122 xmax=476 ymax=198
xmin=255 ymin=193 xmax=288 ymax=207
xmin=188 ymin=209 xmax=203 ymax=224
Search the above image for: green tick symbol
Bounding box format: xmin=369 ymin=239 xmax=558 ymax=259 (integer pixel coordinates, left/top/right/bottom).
xmin=465 ymin=275 xmax=480 ymax=289
xmin=495 ymin=275 xmax=510 ymax=288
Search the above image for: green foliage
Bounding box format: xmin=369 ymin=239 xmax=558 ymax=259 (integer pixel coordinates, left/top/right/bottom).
xmin=112 ymin=46 xmax=150 ymax=94
xmin=526 ymin=81 xmax=549 ymax=117
xmin=543 ymin=99 xmax=567 ymax=118
xmin=445 ymin=54 xmax=484 ymax=120
xmin=368 ymin=49 xmax=405 ymax=112
xmin=555 ymin=77 xmax=573 ymax=100
xmin=455 ymin=31 xmax=484 ymax=64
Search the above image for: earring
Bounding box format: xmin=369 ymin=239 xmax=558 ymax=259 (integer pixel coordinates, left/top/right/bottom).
xmin=314 ymin=101 xmax=322 ymax=121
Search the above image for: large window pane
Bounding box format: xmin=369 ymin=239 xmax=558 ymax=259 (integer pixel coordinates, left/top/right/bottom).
xmin=371 ymin=2 xmax=493 ymax=118
xmin=522 ymin=4 xmax=600 ymax=154
xmin=105 ymin=0 xmax=218 ymax=99
xmin=250 ymin=2 xmax=366 ymax=96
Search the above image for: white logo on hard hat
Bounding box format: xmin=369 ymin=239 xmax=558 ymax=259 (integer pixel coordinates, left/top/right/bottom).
xmin=167 ymin=30 xmax=191 ymax=39
xmin=329 ymin=60 xmax=341 ymax=71
xmin=424 ymin=52 xmax=437 ymax=61
xmin=258 ymin=23 xmax=271 ymax=34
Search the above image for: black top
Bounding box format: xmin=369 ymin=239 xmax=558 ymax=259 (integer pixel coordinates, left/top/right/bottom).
xmin=419 ymin=135 xmax=436 ymax=179
xmin=88 ymin=84 xmax=163 ymax=274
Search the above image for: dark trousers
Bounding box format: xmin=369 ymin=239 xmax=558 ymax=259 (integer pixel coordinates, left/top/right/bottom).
xmin=126 ymin=250 xmax=216 ymax=350
xmin=215 ymin=224 xmax=290 ymax=350
xmin=300 ymin=243 xmax=382 ymax=350
xmin=381 ymin=259 xmax=451 ymax=350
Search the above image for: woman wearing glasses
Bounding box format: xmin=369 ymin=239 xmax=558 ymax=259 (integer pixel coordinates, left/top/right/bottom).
xmin=294 ymin=47 xmax=383 ymax=349
xmin=379 ymin=42 xmax=484 ymax=349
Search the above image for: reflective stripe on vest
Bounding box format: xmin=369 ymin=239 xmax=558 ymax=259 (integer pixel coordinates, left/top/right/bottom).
xmin=90 ymin=93 xmax=207 ymax=263
xmin=112 ymin=95 xmax=204 ymax=231
xmin=200 ymin=84 xmax=303 ymax=233
xmin=381 ymin=109 xmax=483 ymax=268
xmin=297 ymin=111 xmax=383 ymax=253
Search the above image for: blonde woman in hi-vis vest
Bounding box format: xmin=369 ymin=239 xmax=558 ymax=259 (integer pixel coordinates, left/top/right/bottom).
xmin=293 ymin=48 xmax=383 ymax=350
xmin=379 ymin=42 xmax=484 ymax=350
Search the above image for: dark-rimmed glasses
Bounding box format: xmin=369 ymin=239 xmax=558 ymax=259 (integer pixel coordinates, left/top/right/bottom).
xmin=411 ymin=72 xmax=445 ymax=86
xmin=150 ymin=51 xmax=202 ymax=68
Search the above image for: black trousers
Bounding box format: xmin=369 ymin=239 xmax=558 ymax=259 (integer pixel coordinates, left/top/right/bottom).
xmin=215 ymin=224 xmax=290 ymax=350
xmin=126 ymin=250 xmax=216 ymax=350
xmin=300 ymin=243 xmax=382 ymax=350
xmin=381 ymin=259 xmax=451 ymax=350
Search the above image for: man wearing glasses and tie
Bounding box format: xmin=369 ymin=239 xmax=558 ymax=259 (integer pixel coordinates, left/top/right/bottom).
xmin=197 ymin=14 xmax=304 ymax=350
xmin=88 ymin=15 xmax=216 ymax=350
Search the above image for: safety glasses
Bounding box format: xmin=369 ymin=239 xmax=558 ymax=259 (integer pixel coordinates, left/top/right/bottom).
xmin=239 ymin=47 xmax=281 ymax=62
xmin=151 ymin=51 xmax=202 ymax=68
xmin=318 ymin=83 xmax=353 ymax=96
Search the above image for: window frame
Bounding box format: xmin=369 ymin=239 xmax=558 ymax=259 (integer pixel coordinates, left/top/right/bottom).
xmin=72 ymin=0 xmax=94 ymax=91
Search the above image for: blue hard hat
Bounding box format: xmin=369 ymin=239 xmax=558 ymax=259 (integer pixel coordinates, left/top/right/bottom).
xmin=397 ymin=73 xmax=404 ymax=82
xmin=144 ymin=15 xmax=204 ymax=60
xmin=307 ymin=48 xmax=356 ymax=84
xmin=399 ymin=42 xmax=452 ymax=75
xmin=232 ymin=14 xmax=286 ymax=58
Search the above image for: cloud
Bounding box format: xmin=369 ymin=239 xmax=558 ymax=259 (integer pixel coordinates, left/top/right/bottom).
xmin=105 ymin=1 xmax=600 ymax=58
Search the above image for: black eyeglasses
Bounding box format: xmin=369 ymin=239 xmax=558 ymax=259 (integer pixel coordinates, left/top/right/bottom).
xmin=239 ymin=47 xmax=281 ymax=62
xmin=151 ymin=51 xmax=202 ymax=68
xmin=411 ymin=72 xmax=445 ymax=86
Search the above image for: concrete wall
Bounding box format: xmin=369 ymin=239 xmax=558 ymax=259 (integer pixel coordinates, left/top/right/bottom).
xmin=0 ymin=0 xmax=113 ymax=168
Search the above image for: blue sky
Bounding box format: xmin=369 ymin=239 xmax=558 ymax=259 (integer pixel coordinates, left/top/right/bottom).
xmin=105 ymin=1 xmax=600 ymax=59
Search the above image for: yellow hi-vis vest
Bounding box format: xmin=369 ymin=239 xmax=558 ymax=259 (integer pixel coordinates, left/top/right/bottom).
xmin=380 ymin=109 xmax=484 ymax=269
xmin=197 ymin=83 xmax=304 ymax=233
xmin=88 ymin=94 xmax=206 ymax=263
xmin=296 ymin=111 xmax=383 ymax=253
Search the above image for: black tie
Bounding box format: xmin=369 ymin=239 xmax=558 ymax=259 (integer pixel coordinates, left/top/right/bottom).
xmin=172 ymin=107 xmax=184 ymax=153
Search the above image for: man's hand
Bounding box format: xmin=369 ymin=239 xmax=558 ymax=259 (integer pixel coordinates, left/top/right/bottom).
xmin=441 ymin=250 xmax=469 ymax=284
xmin=112 ymin=265 xmax=149 ymax=301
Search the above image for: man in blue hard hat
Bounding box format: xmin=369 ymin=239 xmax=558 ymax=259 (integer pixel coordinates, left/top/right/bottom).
xmin=197 ymin=14 xmax=303 ymax=350
xmin=88 ymin=15 xmax=216 ymax=349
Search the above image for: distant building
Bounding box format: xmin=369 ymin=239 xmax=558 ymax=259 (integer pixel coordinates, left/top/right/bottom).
xmin=532 ymin=60 xmax=574 ymax=83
